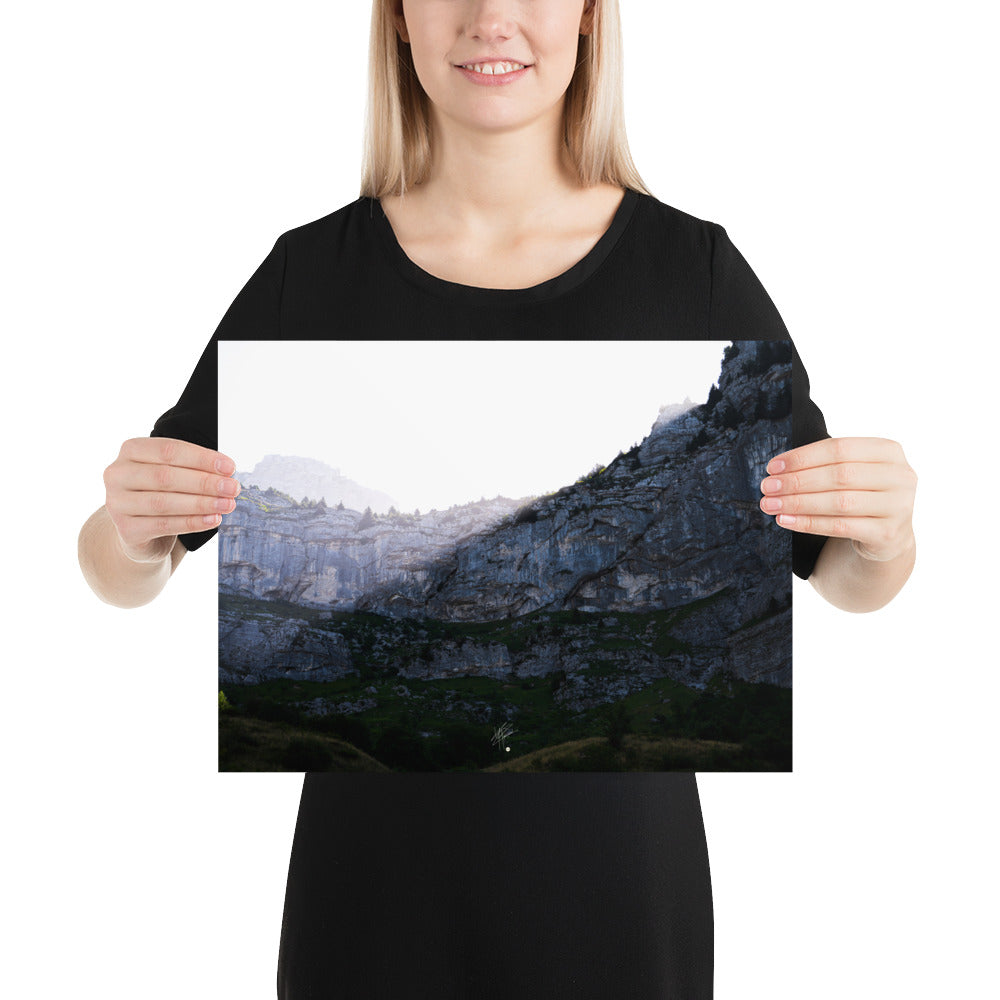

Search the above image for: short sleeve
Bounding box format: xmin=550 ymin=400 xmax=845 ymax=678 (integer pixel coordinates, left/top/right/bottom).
xmin=709 ymin=223 xmax=831 ymax=580
xmin=149 ymin=232 xmax=287 ymax=552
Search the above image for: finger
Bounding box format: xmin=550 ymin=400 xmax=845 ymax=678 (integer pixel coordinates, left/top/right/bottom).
xmin=111 ymin=460 xmax=241 ymax=499
xmin=117 ymin=511 xmax=226 ymax=548
xmin=761 ymin=461 xmax=912 ymax=497
xmin=120 ymin=437 xmax=236 ymax=476
xmin=113 ymin=488 xmax=240 ymax=519
xmin=759 ymin=489 xmax=894 ymax=519
xmin=771 ymin=512 xmax=886 ymax=543
xmin=766 ymin=437 xmax=905 ymax=476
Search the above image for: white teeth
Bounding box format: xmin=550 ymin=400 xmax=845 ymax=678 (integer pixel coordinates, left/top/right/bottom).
xmin=463 ymin=61 xmax=525 ymax=75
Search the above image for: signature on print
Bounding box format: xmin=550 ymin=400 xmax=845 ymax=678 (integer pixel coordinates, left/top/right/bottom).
xmin=491 ymin=721 xmax=518 ymax=753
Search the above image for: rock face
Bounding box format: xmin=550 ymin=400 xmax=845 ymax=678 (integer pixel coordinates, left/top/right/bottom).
xmin=218 ymin=610 xmax=352 ymax=685
xmin=220 ymin=494 xmax=527 ymax=610
xmin=219 ymin=340 xmax=794 ymax=690
xmin=236 ymin=454 xmax=398 ymax=514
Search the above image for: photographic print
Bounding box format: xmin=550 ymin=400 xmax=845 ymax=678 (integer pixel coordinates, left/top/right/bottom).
xmin=218 ymin=339 xmax=793 ymax=772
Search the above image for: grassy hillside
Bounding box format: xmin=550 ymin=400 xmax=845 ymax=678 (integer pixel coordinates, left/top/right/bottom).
xmin=219 ymin=714 xmax=391 ymax=772
xmin=220 ymin=671 xmax=789 ymax=772
xmin=218 ymin=594 xmax=791 ymax=772
xmin=484 ymin=733 xmax=746 ymax=771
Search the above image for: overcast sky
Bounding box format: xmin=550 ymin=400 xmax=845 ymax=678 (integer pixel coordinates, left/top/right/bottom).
xmin=219 ymin=340 xmax=729 ymax=513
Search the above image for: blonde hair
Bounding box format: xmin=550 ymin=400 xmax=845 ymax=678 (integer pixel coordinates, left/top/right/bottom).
xmin=359 ymin=0 xmax=651 ymax=199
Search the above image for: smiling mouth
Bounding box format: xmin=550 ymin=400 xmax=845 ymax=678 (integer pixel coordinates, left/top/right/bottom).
xmin=456 ymin=61 xmax=531 ymax=76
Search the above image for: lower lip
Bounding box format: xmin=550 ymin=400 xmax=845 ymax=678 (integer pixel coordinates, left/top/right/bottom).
xmin=455 ymin=64 xmax=531 ymax=86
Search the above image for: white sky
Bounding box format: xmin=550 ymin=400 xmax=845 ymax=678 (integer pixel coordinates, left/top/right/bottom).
xmin=219 ymin=340 xmax=728 ymax=513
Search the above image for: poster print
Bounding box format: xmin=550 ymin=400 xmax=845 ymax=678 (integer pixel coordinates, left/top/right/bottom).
xmin=218 ymin=339 xmax=793 ymax=773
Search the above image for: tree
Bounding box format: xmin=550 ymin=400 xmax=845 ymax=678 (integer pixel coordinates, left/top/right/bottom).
xmin=715 ymin=400 xmax=741 ymax=430
xmin=603 ymin=701 xmax=631 ymax=750
xmin=514 ymin=504 xmax=539 ymax=525
xmin=686 ymin=426 xmax=711 ymax=452
xmin=358 ymin=506 xmax=376 ymax=530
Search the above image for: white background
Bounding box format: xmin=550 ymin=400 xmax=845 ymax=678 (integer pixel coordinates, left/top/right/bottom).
xmin=219 ymin=339 xmax=728 ymax=511
xmin=4 ymin=2 xmax=996 ymax=998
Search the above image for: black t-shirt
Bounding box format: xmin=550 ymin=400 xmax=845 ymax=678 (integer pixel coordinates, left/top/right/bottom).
xmin=152 ymin=188 xmax=830 ymax=998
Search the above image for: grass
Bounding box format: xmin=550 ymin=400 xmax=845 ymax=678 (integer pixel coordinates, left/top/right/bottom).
xmin=219 ymin=714 xmax=391 ymax=772
xmin=218 ymin=589 xmax=791 ymax=772
xmin=219 ymin=669 xmax=790 ymax=772
xmin=484 ymin=733 xmax=747 ymax=772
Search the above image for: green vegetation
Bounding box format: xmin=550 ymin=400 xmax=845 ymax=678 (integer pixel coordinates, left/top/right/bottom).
xmin=513 ymin=504 xmax=540 ymax=525
xmin=218 ymin=714 xmax=389 ymax=772
xmin=600 ymin=700 xmax=632 ymax=749
xmin=754 ymin=386 xmax=792 ymax=421
xmin=218 ymin=672 xmax=789 ymax=772
xmin=715 ymin=400 xmax=742 ymax=430
xmin=218 ymin=592 xmax=790 ymax=772
xmin=686 ymin=426 xmax=711 ymax=452
xmin=235 ymin=485 xmax=298 ymax=514
xmin=485 ymin=734 xmax=749 ymax=772
xmin=702 ymin=383 xmax=722 ymax=414
xmin=575 ymin=463 xmax=607 ymax=485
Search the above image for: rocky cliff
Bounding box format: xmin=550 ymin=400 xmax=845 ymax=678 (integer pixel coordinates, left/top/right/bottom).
xmin=219 ymin=340 xmax=794 ymax=691
xmin=236 ymin=454 xmax=398 ymax=514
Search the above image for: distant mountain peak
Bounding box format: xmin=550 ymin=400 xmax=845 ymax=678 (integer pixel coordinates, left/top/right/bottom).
xmin=236 ymin=455 xmax=398 ymax=514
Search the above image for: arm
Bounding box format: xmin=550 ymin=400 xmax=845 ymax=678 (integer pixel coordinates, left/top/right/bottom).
xmin=707 ymin=225 xmax=918 ymax=607
xmin=78 ymin=506 xmax=188 ymax=609
xmin=79 ymin=231 xmax=285 ymax=607
xmin=808 ymin=534 xmax=916 ymax=613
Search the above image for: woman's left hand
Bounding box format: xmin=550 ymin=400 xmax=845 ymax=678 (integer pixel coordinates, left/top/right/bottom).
xmin=760 ymin=437 xmax=917 ymax=562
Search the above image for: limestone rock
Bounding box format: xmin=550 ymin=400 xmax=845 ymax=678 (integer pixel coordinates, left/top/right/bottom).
xmin=219 ymin=340 xmax=795 ymax=690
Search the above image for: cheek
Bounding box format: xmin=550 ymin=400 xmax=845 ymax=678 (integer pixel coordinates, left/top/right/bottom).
xmin=530 ymin=14 xmax=585 ymax=81
xmin=406 ymin=18 xmax=453 ymax=84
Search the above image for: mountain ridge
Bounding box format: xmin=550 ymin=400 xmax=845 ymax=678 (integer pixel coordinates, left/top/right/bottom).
xmin=219 ymin=340 xmax=794 ymax=693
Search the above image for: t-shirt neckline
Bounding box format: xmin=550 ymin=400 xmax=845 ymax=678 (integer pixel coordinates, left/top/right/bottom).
xmin=368 ymin=187 xmax=639 ymax=306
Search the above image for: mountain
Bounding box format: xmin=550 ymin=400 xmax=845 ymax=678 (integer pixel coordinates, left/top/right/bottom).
xmin=235 ymin=454 xmax=398 ymax=514
xmin=219 ymin=340 xmax=794 ymax=694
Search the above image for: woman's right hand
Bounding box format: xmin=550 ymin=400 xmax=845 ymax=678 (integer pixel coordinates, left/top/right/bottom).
xmin=103 ymin=437 xmax=240 ymax=563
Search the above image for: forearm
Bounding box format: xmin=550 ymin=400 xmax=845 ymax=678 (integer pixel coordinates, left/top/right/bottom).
xmin=807 ymin=533 xmax=916 ymax=613
xmin=78 ymin=506 xmax=186 ymax=609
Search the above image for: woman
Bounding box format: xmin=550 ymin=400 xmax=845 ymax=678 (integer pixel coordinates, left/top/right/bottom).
xmin=79 ymin=1 xmax=917 ymax=996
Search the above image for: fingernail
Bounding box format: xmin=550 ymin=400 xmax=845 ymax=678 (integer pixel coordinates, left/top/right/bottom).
xmin=777 ymin=514 xmax=796 ymax=526
xmin=216 ymin=457 xmax=235 ymax=475
xmin=768 ymin=459 xmax=785 ymax=474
